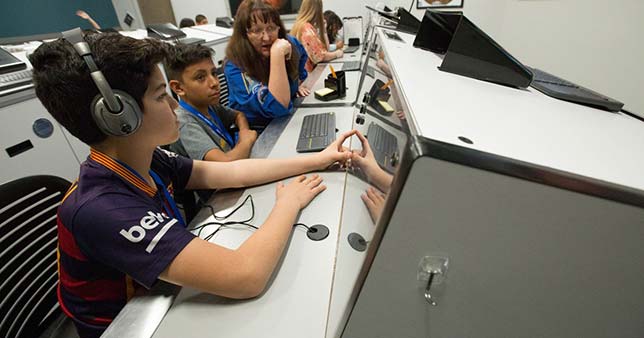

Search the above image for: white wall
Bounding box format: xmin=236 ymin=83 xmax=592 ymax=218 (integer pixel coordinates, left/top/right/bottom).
xmin=111 ymin=0 xmax=146 ymax=30
xmin=170 ymin=0 xmax=230 ymax=26
xmin=381 ymin=0 xmax=644 ymax=115
xmin=178 ymin=0 xmax=644 ymax=115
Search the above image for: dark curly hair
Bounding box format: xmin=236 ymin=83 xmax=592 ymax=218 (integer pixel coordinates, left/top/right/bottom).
xmin=29 ymin=33 xmax=169 ymax=145
xmin=165 ymin=44 xmax=213 ymax=81
xmin=323 ymin=10 xmax=343 ymax=44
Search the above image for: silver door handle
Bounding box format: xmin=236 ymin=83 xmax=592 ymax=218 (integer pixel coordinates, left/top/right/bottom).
xmin=418 ymin=255 xmax=449 ymax=306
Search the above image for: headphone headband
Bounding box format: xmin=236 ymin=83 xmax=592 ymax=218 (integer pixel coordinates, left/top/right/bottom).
xmin=62 ymin=28 xmax=122 ymax=113
xmin=61 ymin=28 xmax=143 ymax=136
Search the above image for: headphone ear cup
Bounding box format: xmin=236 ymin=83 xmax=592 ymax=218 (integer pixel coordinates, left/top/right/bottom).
xmin=91 ymin=90 xmax=143 ymax=136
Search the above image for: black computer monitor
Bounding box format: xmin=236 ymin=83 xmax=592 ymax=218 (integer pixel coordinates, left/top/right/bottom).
xmin=414 ymin=10 xmax=533 ymax=89
xmin=0 ymin=47 xmax=26 ymax=75
xmin=412 ymin=10 xmax=461 ymax=54
xmin=395 ymin=8 xmax=421 ymax=34
xmin=147 ymin=23 xmax=186 ymax=40
xmin=228 ymin=0 xmax=303 ymax=19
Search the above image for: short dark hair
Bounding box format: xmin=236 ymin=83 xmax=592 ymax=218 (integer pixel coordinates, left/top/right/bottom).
xmin=195 ymin=14 xmax=207 ymax=23
xmin=29 ymin=33 xmax=168 ymax=145
xmin=165 ymin=44 xmax=213 ymax=81
xmin=180 ymin=18 xmax=195 ymax=28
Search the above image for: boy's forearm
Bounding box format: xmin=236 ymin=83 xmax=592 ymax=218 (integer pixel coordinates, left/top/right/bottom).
xmin=228 ymin=140 xmax=253 ymax=161
xmin=235 ymin=200 xmax=300 ymax=292
xmin=370 ymin=167 xmax=393 ymax=193
xmin=234 ymin=111 xmax=250 ymax=130
xmin=227 ymin=155 xmax=322 ymax=188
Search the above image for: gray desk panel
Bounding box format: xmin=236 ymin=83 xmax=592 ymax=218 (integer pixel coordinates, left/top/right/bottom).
xmin=325 ymin=174 xmax=374 ymax=338
xmin=152 ymin=170 xmax=348 ymax=338
xmin=249 ymin=115 xmax=293 ymax=159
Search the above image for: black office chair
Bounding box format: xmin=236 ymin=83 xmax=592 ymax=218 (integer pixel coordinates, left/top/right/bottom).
xmin=0 ymin=175 xmax=77 ymax=338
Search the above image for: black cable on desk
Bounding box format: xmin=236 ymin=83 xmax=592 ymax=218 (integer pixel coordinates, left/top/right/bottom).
xmin=194 ymin=195 xmax=327 ymax=241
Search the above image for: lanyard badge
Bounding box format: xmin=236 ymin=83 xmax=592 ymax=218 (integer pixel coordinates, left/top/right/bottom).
xmin=179 ymin=100 xmax=235 ymax=148
xmin=115 ymin=158 xmax=187 ymax=227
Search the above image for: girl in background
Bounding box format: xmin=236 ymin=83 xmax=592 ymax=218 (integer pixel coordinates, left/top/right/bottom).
xmin=324 ymin=10 xmax=344 ymax=52
xmin=291 ymin=0 xmax=343 ymax=72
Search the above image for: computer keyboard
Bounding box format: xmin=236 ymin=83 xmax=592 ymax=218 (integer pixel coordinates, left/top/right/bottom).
xmin=342 ymin=61 xmax=361 ymax=71
xmin=366 ymin=122 xmax=398 ymax=174
xmin=365 ymin=66 xmax=376 ymax=78
xmin=344 ymin=45 xmax=359 ymax=53
xmin=296 ymin=112 xmax=336 ymax=152
xmin=0 ymin=69 xmax=33 ymax=96
xmin=529 ymin=67 xmax=623 ymax=112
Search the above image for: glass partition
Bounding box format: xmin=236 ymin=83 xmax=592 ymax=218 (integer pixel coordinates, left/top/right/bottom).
xmin=326 ymin=25 xmax=412 ymax=338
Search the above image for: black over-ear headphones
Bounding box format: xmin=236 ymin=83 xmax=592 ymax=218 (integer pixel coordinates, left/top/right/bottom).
xmin=62 ymin=28 xmax=143 ymax=136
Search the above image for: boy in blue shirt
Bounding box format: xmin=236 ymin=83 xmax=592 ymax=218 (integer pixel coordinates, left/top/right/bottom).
xmin=30 ymin=31 xmax=354 ymax=338
xmin=166 ymin=44 xmax=257 ymax=162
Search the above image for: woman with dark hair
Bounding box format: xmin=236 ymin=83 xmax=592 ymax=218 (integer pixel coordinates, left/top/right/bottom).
xmin=224 ymin=0 xmax=310 ymax=127
xmin=323 ymin=10 xmax=344 ymax=52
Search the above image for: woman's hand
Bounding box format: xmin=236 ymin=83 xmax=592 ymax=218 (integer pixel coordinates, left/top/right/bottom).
xmin=297 ymin=85 xmax=311 ymax=97
xmin=276 ymin=174 xmax=326 ymax=209
xmin=271 ymin=38 xmax=292 ymax=60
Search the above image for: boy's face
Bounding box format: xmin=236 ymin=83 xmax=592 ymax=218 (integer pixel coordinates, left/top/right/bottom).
xmin=172 ymin=58 xmax=220 ymax=107
xmin=139 ymin=65 xmax=180 ymax=145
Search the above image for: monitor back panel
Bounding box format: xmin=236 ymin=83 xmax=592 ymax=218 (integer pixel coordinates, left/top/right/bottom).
xmin=343 ymin=150 xmax=644 ymax=338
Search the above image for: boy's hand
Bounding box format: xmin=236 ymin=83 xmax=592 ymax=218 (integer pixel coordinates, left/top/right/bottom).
xmin=316 ymin=130 xmax=356 ymax=170
xmin=238 ymin=128 xmax=258 ymax=145
xmin=76 ymin=10 xmax=90 ymax=19
xmin=350 ymin=130 xmax=378 ymax=176
xmin=271 ymin=39 xmax=292 ymax=60
xmin=276 ymin=174 xmax=326 ymax=209
xmin=361 ymin=187 xmax=386 ymax=224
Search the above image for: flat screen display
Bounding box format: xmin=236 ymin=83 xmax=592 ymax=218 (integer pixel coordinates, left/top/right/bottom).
xmin=228 ymin=0 xmax=304 ymax=17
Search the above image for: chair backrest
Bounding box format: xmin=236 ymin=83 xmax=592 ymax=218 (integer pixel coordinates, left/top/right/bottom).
xmin=217 ymin=67 xmax=230 ymax=107
xmin=0 ymin=175 xmax=72 ymax=338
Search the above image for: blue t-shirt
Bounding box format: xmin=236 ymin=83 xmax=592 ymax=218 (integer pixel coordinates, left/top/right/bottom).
xmin=57 ymin=148 xmax=196 ymax=337
xmin=224 ymin=35 xmax=308 ymax=126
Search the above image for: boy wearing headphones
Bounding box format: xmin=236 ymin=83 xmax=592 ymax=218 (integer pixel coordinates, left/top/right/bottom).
xmin=165 ymin=44 xmax=257 ymax=162
xmin=30 ymin=31 xmax=354 ymax=338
